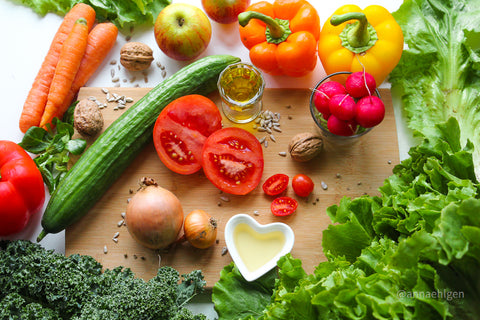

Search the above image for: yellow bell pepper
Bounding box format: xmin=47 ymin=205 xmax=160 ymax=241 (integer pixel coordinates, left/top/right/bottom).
xmin=318 ymin=5 xmax=404 ymax=85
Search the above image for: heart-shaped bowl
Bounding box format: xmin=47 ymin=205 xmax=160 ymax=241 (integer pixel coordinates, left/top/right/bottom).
xmin=225 ymin=214 xmax=295 ymax=282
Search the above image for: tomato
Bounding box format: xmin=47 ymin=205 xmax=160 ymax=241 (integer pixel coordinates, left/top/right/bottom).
xmin=262 ymin=174 xmax=289 ymax=196
xmin=292 ymin=174 xmax=314 ymax=197
xmin=153 ymin=95 xmax=222 ymax=175
xmin=202 ymin=127 xmax=264 ymax=195
xmin=271 ymin=197 xmax=298 ymax=216
xmin=0 ymin=140 xmax=45 ymax=236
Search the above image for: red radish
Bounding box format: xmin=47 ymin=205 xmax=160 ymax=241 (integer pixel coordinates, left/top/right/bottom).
xmin=313 ymin=81 xmax=346 ymax=117
xmin=327 ymin=115 xmax=356 ymax=136
xmin=356 ymin=95 xmax=385 ymax=128
xmin=346 ymin=71 xmax=377 ymax=98
xmin=329 ymin=93 xmax=356 ymax=121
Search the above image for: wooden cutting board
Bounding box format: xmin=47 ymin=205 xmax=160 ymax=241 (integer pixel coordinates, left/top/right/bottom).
xmin=66 ymin=87 xmax=399 ymax=286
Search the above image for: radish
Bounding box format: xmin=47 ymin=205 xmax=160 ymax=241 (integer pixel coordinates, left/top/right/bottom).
xmin=346 ymin=71 xmax=376 ymax=98
xmin=313 ymin=81 xmax=346 ymax=118
xmin=328 ymin=93 xmax=356 ymax=121
xmin=356 ymin=95 xmax=385 ymax=128
xmin=327 ymin=114 xmax=356 ymax=136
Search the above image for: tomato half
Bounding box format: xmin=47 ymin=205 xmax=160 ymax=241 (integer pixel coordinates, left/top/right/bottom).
xmin=292 ymin=174 xmax=314 ymax=197
xmin=153 ymin=95 xmax=222 ymax=175
xmin=271 ymin=196 xmax=298 ymax=216
xmin=262 ymin=173 xmax=289 ymax=196
xmin=202 ymin=127 xmax=264 ymax=195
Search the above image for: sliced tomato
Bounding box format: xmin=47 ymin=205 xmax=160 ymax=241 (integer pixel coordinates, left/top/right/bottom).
xmin=153 ymin=94 xmax=222 ymax=175
xmin=262 ymin=174 xmax=289 ymax=196
xmin=271 ymin=197 xmax=298 ymax=216
xmin=202 ymin=127 xmax=264 ymax=195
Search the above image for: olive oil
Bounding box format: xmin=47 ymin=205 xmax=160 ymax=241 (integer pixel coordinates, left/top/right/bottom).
xmin=217 ymin=63 xmax=265 ymax=123
xmin=233 ymin=222 xmax=286 ymax=272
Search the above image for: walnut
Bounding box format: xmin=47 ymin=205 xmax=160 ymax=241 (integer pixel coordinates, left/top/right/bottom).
xmin=120 ymin=42 xmax=154 ymax=71
xmin=288 ymin=132 xmax=323 ymax=162
xmin=74 ymin=99 xmax=104 ymax=137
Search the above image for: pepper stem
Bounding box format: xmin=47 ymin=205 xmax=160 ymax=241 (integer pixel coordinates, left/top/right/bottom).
xmin=37 ymin=229 xmax=47 ymax=242
xmin=238 ymin=11 xmax=291 ymax=44
xmin=330 ymin=12 xmax=377 ymax=53
xmin=331 ymin=12 xmax=370 ymax=48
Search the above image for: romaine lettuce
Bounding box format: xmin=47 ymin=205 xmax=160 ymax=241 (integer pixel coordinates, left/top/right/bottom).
xmin=389 ymin=0 xmax=480 ymax=178
xmin=10 ymin=0 xmax=171 ymax=32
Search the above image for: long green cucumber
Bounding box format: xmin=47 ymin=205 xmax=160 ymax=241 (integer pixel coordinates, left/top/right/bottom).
xmin=37 ymin=55 xmax=241 ymax=242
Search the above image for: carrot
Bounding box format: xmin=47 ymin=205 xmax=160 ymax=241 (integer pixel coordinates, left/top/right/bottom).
xmin=19 ymin=3 xmax=96 ymax=133
xmin=39 ymin=18 xmax=90 ymax=128
xmin=54 ymin=22 xmax=118 ymax=120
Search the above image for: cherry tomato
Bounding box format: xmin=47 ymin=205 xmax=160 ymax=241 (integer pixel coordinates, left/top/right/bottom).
xmin=153 ymin=95 xmax=222 ymax=175
xmin=262 ymin=173 xmax=289 ymax=196
xmin=271 ymin=196 xmax=298 ymax=216
xmin=202 ymin=127 xmax=264 ymax=195
xmin=292 ymin=174 xmax=314 ymax=197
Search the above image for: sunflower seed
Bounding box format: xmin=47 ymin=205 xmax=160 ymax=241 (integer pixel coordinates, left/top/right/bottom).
xmin=101 ymin=88 xmax=109 ymax=94
xmin=221 ymin=247 xmax=228 ymax=256
xmin=113 ymin=232 xmax=120 ymax=239
xmin=269 ymin=134 xmax=276 ymax=142
xmin=278 ymin=151 xmax=287 ymax=157
xmin=103 ymin=245 xmax=108 ymax=254
xmin=321 ymin=181 xmax=328 ymax=190
xmin=117 ymin=220 xmax=124 ymax=227
xmin=220 ymin=195 xmax=230 ymax=202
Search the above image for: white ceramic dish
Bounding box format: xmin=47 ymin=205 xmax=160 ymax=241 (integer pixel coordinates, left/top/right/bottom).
xmin=225 ymin=214 xmax=295 ymax=282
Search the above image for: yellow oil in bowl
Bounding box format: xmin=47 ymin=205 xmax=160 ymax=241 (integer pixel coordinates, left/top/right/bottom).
xmin=233 ymin=222 xmax=286 ymax=272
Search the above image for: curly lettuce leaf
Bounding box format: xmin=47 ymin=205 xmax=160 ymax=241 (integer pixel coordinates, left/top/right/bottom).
xmin=390 ymin=0 xmax=480 ymax=177
xmin=10 ymin=0 xmax=171 ymax=32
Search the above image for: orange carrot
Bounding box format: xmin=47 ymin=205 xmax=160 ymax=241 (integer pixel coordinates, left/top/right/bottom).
xmin=39 ymin=18 xmax=90 ymax=128
xmin=19 ymin=3 xmax=96 ymax=133
xmin=54 ymin=22 xmax=118 ymax=120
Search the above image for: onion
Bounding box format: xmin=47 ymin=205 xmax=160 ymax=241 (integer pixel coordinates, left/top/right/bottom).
xmin=125 ymin=177 xmax=184 ymax=249
xmin=183 ymin=209 xmax=217 ymax=249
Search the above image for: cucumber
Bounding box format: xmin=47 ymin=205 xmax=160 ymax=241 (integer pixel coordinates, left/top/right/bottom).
xmin=37 ymin=55 xmax=241 ymax=242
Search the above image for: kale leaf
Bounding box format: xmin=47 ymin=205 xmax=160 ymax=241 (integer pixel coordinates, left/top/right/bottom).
xmin=0 ymin=240 xmax=207 ymax=319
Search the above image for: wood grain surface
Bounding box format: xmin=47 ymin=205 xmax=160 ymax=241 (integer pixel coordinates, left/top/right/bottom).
xmin=65 ymin=87 xmax=399 ymax=286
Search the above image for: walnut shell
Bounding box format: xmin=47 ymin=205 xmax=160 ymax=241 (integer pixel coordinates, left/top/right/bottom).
xmin=120 ymin=42 xmax=154 ymax=71
xmin=74 ymin=99 xmax=104 ymax=137
xmin=288 ymin=132 xmax=323 ymax=162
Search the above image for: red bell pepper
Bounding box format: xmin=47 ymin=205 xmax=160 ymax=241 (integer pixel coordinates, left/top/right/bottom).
xmin=0 ymin=140 xmax=45 ymax=236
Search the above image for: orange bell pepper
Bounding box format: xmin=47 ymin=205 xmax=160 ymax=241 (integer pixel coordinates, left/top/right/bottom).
xmin=318 ymin=5 xmax=404 ymax=85
xmin=238 ymin=0 xmax=320 ymax=77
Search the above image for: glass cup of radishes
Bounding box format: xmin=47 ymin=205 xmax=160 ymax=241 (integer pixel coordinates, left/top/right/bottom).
xmin=309 ymin=71 xmax=385 ymax=145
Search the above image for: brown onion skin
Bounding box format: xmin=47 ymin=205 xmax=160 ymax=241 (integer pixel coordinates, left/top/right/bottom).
xmin=126 ymin=182 xmax=183 ymax=250
xmin=184 ymin=209 xmax=217 ymax=249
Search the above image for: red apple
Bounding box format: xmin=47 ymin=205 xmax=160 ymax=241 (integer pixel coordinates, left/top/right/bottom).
xmin=154 ymin=3 xmax=212 ymax=61
xmin=201 ymin=0 xmax=251 ymax=24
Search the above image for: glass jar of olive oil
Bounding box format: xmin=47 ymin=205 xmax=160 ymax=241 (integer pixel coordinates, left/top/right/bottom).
xmin=217 ymin=62 xmax=265 ymax=123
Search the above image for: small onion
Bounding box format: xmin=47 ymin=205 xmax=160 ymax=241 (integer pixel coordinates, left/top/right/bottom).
xmin=183 ymin=209 xmax=218 ymax=249
xmin=125 ymin=177 xmax=184 ymax=250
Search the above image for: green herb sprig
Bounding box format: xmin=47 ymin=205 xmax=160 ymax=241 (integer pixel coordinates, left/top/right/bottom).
xmin=19 ymin=117 xmax=86 ymax=193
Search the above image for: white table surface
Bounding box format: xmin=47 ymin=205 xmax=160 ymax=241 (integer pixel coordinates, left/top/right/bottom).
xmin=0 ymin=0 xmax=412 ymax=315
